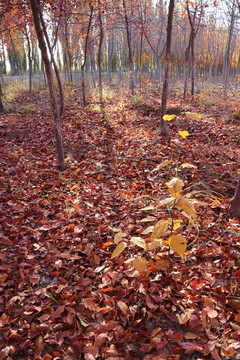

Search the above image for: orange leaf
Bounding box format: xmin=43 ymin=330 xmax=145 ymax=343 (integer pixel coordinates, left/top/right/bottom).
xmin=19 ymin=268 xmax=25 ymax=280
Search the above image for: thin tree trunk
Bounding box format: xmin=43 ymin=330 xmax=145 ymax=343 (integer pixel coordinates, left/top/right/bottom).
xmin=98 ymin=0 xmax=104 ymax=102
xmin=30 ymin=0 xmax=65 ymax=170
xmin=159 ymin=0 xmax=175 ymax=138
xmin=123 ymin=0 xmax=134 ymax=94
xmin=230 ymin=176 xmax=240 ymax=217
xmin=38 ymin=5 xmax=64 ymax=119
xmin=81 ymin=4 xmax=94 ymax=107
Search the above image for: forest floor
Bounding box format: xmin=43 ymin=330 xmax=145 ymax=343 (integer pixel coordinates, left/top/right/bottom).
xmin=0 ymin=81 xmax=240 ymax=360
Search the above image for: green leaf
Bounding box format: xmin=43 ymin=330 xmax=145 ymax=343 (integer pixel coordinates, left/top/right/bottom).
xmin=76 ymin=313 xmax=89 ymax=327
xmin=45 ymin=292 xmax=59 ymax=304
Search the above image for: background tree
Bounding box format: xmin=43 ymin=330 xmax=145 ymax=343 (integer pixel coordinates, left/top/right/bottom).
xmin=30 ymin=0 xmax=65 ymax=170
xmin=159 ymin=0 xmax=174 ymax=138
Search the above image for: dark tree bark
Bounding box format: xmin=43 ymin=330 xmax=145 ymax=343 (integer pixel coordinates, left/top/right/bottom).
xmin=38 ymin=4 xmax=64 ymax=120
xmin=81 ymin=4 xmax=94 ymax=107
xmin=159 ymin=0 xmax=175 ymax=138
xmin=230 ymin=176 xmax=240 ymax=217
xmin=123 ymin=0 xmax=134 ymax=94
xmin=97 ymin=0 xmax=104 ymax=103
xmin=30 ymin=0 xmax=65 ymax=170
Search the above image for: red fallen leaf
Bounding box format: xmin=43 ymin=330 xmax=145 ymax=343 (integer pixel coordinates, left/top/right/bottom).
xmin=204 ymin=307 xmax=218 ymax=319
xmin=101 ymin=286 xmax=114 ymax=293
xmin=117 ymin=300 xmax=129 ymax=316
xmin=72 ymin=341 xmax=83 ymax=356
xmin=204 ymin=296 xmax=214 ymax=309
xmin=0 ymin=345 xmax=16 ymax=358
xmin=19 ymin=267 xmax=25 ymax=280
xmin=234 ymin=269 xmax=240 ymax=278
xmin=59 ymin=277 xmax=67 ymax=284
xmin=168 ymin=332 xmax=183 ymax=343
xmin=189 ymin=278 xmax=199 ymax=287
xmin=180 ymin=341 xmax=203 ymax=355
xmin=211 ymin=347 xmax=221 ymax=360
xmin=95 ymin=333 xmax=108 ymax=348
xmin=81 ymin=298 xmax=99 ymax=312
xmin=157 ymin=340 xmax=168 ymax=350
xmin=43 ymin=354 xmax=52 ymax=360
xmin=184 ymin=332 xmax=197 ymax=339
xmin=203 ymin=341 xmax=216 ymax=355
xmin=66 ymin=312 xmax=75 ymax=325
xmin=0 ymin=273 xmax=8 ymax=283
xmin=222 ymin=347 xmax=236 ymax=356
xmin=178 ymin=310 xmax=192 ymax=325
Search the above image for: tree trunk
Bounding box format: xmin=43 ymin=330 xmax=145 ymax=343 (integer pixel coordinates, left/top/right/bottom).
xmin=0 ymin=82 xmax=5 ymax=113
xmin=108 ymin=28 xmax=113 ymax=84
xmin=30 ymin=0 xmax=65 ymax=171
xmin=81 ymin=4 xmax=94 ymax=107
xmin=123 ymin=0 xmax=134 ymax=94
xmin=159 ymin=0 xmax=175 ymax=138
xmin=98 ymin=0 xmax=104 ymax=102
xmin=230 ymin=176 xmax=240 ymax=217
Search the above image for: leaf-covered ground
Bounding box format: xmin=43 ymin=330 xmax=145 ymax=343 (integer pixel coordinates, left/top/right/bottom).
xmin=0 ymin=83 xmax=239 ymax=360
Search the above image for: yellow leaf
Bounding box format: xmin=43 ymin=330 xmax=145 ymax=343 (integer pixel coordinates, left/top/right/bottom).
xmin=158 ymin=197 xmax=175 ymax=207
xmin=185 ymin=112 xmax=200 ymax=120
xmin=147 ymin=239 xmax=162 ymax=251
xmin=153 ymin=159 xmax=172 ymax=171
xmin=166 ymin=178 xmax=183 ymax=199
xmin=177 ymin=197 xmax=197 ymax=219
xmin=140 ymin=216 xmax=156 ymax=222
xmin=151 ymin=220 xmax=168 ymax=240
xmin=114 ymin=232 xmax=127 ymax=244
xmin=211 ymin=199 xmax=220 ymax=206
xmin=140 ymin=205 xmax=155 ymax=211
xmin=178 ymin=130 xmax=189 ymax=139
xmin=133 ymin=257 xmax=148 ymax=271
xmin=169 ymin=235 xmax=187 ymax=257
xmin=111 ymin=242 xmax=127 ymax=258
xmin=181 ymin=163 xmax=197 ymax=169
xmin=168 ymin=219 xmax=182 ymax=231
xmin=155 ymin=258 xmax=169 ymax=271
xmin=141 ymin=226 xmax=154 ymax=235
xmin=163 ymin=114 xmax=176 ymax=121
xmin=130 ymin=237 xmax=146 ymax=250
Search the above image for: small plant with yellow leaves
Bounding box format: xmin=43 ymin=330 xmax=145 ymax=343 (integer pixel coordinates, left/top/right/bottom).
xmin=111 ymin=174 xmax=198 ymax=273
xmin=110 ymin=114 xmax=200 ymax=273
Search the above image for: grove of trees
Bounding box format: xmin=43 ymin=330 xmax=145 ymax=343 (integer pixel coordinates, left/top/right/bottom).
xmin=1 ymin=0 xmax=240 ymax=97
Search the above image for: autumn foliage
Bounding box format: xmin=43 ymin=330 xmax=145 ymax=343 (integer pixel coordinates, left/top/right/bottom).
xmin=0 ymin=82 xmax=239 ymax=359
